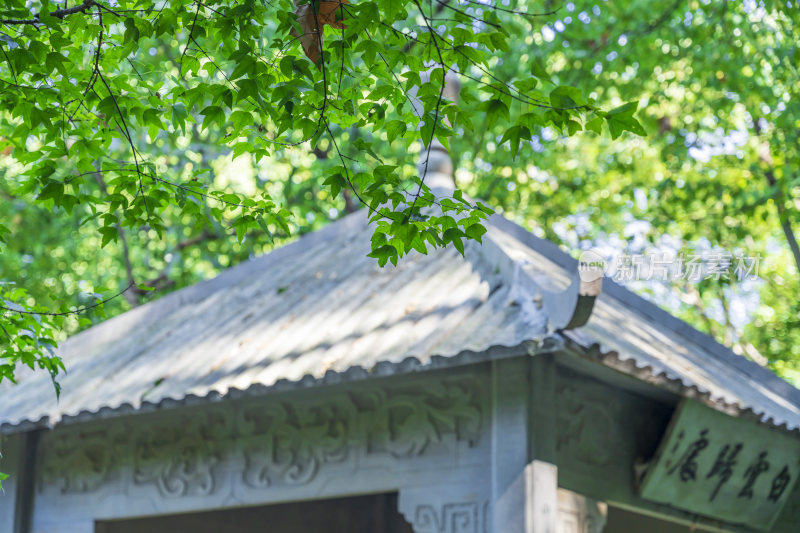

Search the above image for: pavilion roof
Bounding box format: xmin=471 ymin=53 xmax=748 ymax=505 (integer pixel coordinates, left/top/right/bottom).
xmin=2 ymin=210 xmax=798 ymax=434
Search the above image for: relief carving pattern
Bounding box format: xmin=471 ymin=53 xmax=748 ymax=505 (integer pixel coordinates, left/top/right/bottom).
xmin=556 ymin=384 xmax=621 ymax=467
xmin=131 ymin=408 xmax=231 ymax=497
xmin=132 ymin=428 xmax=218 ymax=497
xmin=40 ymin=376 xmax=484 ymax=497
xmin=238 ymin=399 xmax=352 ymax=488
xmin=358 ymin=380 xmax=483 ymax=458
xmin=40 ymin=430 xmax=116 ymax=493
xmin=411 ymin=501 xmax=488 ymax=533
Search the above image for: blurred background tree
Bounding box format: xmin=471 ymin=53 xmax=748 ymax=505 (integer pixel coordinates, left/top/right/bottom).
xmin=467 ymin=0 xmax=800 ymax=381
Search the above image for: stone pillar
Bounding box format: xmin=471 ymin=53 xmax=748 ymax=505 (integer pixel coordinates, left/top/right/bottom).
xmin=3 ymin=431 xmax=41 ymax=533
xmin=556 ymin=489 xmax=607 ymax=533
xmin=489 ymin=354 xmax=610 ymax=533
xmin=490 ymin=356 xmax=561 ymax=533
xmin=494 ymin=460 xmax=559 ymax=533
xmin=0 ymin=433 xmax=21 ymax=533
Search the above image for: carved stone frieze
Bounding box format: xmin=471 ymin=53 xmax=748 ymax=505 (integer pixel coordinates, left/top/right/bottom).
xmin=132 ymin=428 xmax=218 ymax=497
xmin=40 ymin=430 xmax=117 ymax=494
xmin=358 ymin=378 xmax=483 ymax=458
xmin=405 ymin=500 xmax=489 ymax=533
xmin=38 ymin=375 xmax=486 ymax=498
xmin=238 ymin=398 xmax=353 ymax=488
xmin=132 ymin=409 xmax=231 ymax=497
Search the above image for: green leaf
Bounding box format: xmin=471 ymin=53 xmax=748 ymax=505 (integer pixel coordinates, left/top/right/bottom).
xmin=230 ymin=56 xmax=256 ymax=80
xmin=124 ymin=18 xmax=140 ymax=44
xmin=513 ymin=78 xmax=538 ymax=93
xmin=585 ymin=115 xmax=603 ymax=134
xmin=324 ymin=173 xmax=347 ymax=199
xmin=255 ymin=213 xmax=274 ymax=241
xmin=501 ymin=126 xmax=531 ymax=159
xmin=549 ymin=86 xmax=585 ymax=108
xmin=98 ymin=226 xmax=118 ymax=248
xmin=530 ymin=57 xmax=550 ymax=81
xmin=368 ymin=244 xmax=398 ymax=267
xmin=483 ymin=99 xmax=509 ymax=131
xmin=279 ymin=56 xmax=294 ymax=78
xmin=605 ymin=102 xmax=646 ymax=139
xmin=200 ymin=105 xmax=224 ymax=131
xmin=385 ymin=120 xmax=407 ymax=142
xmin=171 ymin=103 xmax=188 ymax=133
xmin=565 ymin=120 xmax=582 ymax=136
xmin=237 ymin=79 xmax=258 ymax=103
xmin=37 ymin=182 xmax=64 ymax=203
xmin=443 ymin=228 xmax=465 ymax=255
xmin=37 ymin=1 xmax=59 ymax=27
xmin=45 ymin=52 xmax=68 ymax=76
xmin=465 ymin=223 xmax=487 ymax=243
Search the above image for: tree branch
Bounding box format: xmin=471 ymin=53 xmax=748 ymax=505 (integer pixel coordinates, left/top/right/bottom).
xmin=753 ymin=122 xmax=800 ymax=277
xmin=93 ymin=172 xmax=140 ymax=306
xmin=717 ymin=287 xmax=769 ymax=366
xmin=1 ymin=0 xmax=96 ymax=25
xmin=680 ymin=283 xmax=722 ymax=340
xmin=176 ymin=229 xmax=219 ymax=250
xmin=764 ymin=167 xmax=800 ymax=277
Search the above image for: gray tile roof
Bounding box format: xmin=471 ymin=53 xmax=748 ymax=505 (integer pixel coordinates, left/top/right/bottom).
xmin=2 ymin=211 xmax=799 ymax=433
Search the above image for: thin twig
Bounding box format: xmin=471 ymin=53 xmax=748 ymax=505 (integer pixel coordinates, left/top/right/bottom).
xmin=0 ymin=282 xmax=135 ymax=316
xmin=408 ymin=0 xmax=448 ymax=215
xmin=178 ymin=2 xmax=202 ymax=78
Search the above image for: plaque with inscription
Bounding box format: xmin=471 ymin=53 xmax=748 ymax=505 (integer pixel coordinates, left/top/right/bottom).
xmin=640 ymin=399 xmax=800 ymax=531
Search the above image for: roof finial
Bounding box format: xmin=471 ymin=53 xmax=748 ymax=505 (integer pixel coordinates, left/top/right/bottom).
xmin=412 ymin=66 xmax=460 ymax=193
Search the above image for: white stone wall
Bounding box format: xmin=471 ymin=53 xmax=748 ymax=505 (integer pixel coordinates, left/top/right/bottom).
xmin=29 ymin=372 xmax=493 ymax=533
xmin=13 ymin=361 xmax=611 ymax=533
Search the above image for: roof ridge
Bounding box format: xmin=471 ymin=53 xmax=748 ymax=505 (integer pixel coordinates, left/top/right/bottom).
xmin=486 ymin=214 xmax=800 ymax=407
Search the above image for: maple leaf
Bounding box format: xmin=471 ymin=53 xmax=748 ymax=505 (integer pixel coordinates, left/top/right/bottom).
xmin=292 ymin=0 xmax=348 ymax=64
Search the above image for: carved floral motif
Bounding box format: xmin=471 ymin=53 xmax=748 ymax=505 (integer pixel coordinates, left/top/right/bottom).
xmin=238 ymin=399 xmax=352 ymax=488
xmin=40 ymin=430 xmax=115 ymax=493
xmin=132 ymin=409 xmax=231 ymax=497
xmin=133 ymin=427 xmax=219 ymax=497
xmin=359 ymin=379 xmax=483 ymax=458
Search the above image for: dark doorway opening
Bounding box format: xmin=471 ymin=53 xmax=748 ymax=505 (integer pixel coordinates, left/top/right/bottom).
xmin=95 ymin=492 xmax=414 ymax=533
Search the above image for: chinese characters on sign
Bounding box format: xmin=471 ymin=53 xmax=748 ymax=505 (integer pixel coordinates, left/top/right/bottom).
xmin=640 ymin=400 xmax=800 ymax=531
xmin=666 ymin=431 xmax=787 ymax=503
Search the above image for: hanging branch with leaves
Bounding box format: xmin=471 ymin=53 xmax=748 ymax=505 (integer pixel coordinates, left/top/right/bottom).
xmin=0 ymin=0 xmax=644 ymax=391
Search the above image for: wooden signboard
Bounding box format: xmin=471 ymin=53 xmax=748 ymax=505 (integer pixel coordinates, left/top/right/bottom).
xmin=640 ymin=399 xmax=800 ymax=531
